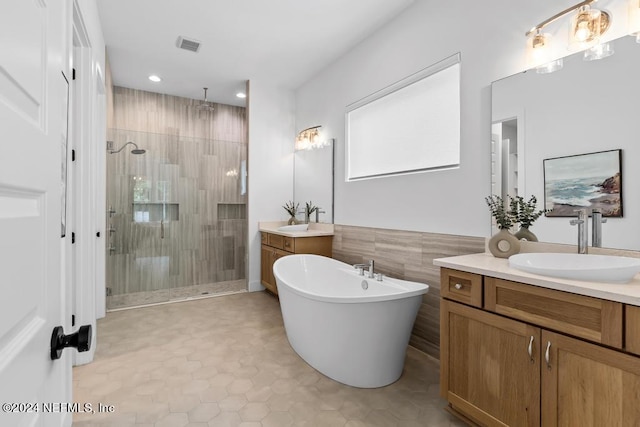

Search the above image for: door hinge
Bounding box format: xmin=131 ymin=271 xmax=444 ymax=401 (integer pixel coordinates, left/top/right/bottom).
xmin=71 ymin=232 xmax=76 ymax=244
xmin=72 ymin=68 xmax=76 ymax=80
xmin=72 ymin=315 xmax=76 ymax=327
xmin=71 ymin=149 xmax=76 ymax=162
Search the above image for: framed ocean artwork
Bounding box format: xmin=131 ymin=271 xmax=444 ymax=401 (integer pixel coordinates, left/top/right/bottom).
xmin=543 ymin=149 xmax=622 ymax=217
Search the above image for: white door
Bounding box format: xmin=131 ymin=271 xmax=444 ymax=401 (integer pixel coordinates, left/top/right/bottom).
xmin=0 ymin=1 xmax=71 ymax=426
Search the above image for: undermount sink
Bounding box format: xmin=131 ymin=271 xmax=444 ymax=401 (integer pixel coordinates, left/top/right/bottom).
xmin=508 ymin=253 xmax=640 ymax=283
xmin=277 ymin=223 xmax=309 ymax=232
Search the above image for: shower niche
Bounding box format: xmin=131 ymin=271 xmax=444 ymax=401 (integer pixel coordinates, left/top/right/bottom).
xmin=132 ymin=176 xmax=179 ymax=222
xmin=106 ymin=127 xmax=247 ymax=309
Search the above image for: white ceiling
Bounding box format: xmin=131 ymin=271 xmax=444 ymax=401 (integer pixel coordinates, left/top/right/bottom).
xmin=97 ymin=0 xmax=415 ymax=107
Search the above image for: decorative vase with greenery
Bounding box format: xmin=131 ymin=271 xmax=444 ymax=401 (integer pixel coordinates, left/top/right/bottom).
xmin=283 ymin=201 xmax=299 ymax=225
xmin=485 ymin=195 xmax=520 ymax=258
xmin=509 ymin=195 xmax=549 ymax=242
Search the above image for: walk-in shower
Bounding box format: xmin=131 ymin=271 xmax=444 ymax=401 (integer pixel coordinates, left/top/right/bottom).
xmin=105 ymin=128 xmax=247 ymax=309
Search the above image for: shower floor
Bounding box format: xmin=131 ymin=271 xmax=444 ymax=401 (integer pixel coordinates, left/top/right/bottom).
xmin=106 ymin=279 xmax=247 ymax=310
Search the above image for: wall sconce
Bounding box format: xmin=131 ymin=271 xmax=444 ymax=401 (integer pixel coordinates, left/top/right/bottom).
xmin=295 ymin=125 xmax=330 ymax=151
xmin=526 ymin=0 xmax=613 ymax=72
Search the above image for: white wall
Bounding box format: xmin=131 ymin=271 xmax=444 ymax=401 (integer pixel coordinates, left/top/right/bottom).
xmin=294 ymin=0 xmax=622 ymax=237
xmin=247 ymin=81 xmax=295 ymax=291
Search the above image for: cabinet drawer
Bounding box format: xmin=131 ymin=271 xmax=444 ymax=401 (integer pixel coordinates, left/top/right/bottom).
xmin=440 ymin=268 xmax=483 ymax=308
xmin=485 ymin=277 xmax=623 ymax=348
xmin=283 ymin=237 xmax=295 ymax=252
xmin=267 ymin=233 xmax=285 ymax=250
xmin=261 ymin=233 xmax=268 ymax=244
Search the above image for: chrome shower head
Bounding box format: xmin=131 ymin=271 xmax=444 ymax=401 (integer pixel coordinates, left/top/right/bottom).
xmin=108 ymin=141 xmax=146 ymax=155
xmin=196 ymin=87 xmax=215 ymax=112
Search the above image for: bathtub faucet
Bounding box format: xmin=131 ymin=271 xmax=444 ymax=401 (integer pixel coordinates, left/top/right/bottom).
xmin=353 ymin=260 xmax=375 ymax=278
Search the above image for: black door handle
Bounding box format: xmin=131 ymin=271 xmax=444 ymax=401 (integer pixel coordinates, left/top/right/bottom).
xmin=50 ymin=324 xmax=92 ymax=360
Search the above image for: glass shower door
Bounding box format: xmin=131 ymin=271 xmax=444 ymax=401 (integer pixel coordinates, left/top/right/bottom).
xmin=105 ymin=129 xmax=247 ymax=310
xmin=106 ymin=129 xmax=179 ymax=308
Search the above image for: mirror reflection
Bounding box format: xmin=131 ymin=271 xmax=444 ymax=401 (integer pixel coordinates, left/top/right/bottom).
xmin=492 ymin=34 xmax=640 ymax=250
xmin=293 ymin=140 xmax=334 ymax=223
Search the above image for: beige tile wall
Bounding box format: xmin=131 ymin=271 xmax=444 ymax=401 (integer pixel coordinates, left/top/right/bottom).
xmin=332 ymin=224 xmax=485 ymax=359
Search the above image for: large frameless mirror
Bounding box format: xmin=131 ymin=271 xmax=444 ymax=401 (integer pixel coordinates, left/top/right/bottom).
xmin=491 ymin=34 xmax=640 ymax=250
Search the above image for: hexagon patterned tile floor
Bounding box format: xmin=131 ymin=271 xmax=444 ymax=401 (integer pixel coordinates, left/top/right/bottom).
xmin=73 ymin=292 xmax=467 ymax=426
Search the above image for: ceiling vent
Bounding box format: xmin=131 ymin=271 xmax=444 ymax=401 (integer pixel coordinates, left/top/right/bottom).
xmin=176 ymin=36 xmax=201 ymax=53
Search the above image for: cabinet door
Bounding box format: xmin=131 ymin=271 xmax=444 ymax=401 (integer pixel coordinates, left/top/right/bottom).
xmin=541 ymin=330 xmax=640 ymax=427
xmin=260 ymin=245 xmax=290 ymax=295
xmin=260 ymin=245 xmax=277 ymax=294
xmin=441 ymin=299 xmax=541 ymax=427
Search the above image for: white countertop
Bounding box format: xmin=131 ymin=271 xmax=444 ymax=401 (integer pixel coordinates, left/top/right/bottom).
xmin=434 ymin=252 xmax=640 ymax=306
xmin=259 ymin=221 xmax=334 ymax=238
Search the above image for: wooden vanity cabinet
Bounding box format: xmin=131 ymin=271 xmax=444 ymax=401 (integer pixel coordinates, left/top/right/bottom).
xmin=260 ymin=231 xmax=332 ymax=295
xmin=441 ymin=299 xmax=541 ymax=427
xmin=440 ymin=268 xmax=640 ymax=427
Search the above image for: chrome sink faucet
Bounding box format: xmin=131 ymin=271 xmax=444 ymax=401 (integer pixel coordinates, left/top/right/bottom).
xmin=591 ymin=208 xmax=607 ymax=248
xmin=298 ymin=209 xmax=310 ymax=224
xmin=353 ymin=260 xmax=375 ymax=278
xmin=569 ymin=209 xmax=588 ymax=254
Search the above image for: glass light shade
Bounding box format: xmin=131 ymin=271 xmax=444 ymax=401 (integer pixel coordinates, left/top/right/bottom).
xmin=569 ymin=6 xmax=610 ymax=50
xmin=573 ymin=8 xmax=594 ymax=42
xmin=583 ymin=42 xmax=614 ymax=61
xmin=536 ymin=58 xmax=564 ymax=74
xmin=526 ymin=31 xmax=553 ymax=69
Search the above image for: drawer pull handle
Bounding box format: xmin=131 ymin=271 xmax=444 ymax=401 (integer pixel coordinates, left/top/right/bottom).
xmin=454 ymin=283 xmax=463 ymax=290
xmin=528 ymin=336 xmax=534 ymax=362
xmin=545 ymin=341 xmax=552 ymax=369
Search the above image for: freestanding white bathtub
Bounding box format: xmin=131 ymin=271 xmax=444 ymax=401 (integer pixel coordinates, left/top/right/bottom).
xmin=273 ymin=254 xmax=429 ymax=388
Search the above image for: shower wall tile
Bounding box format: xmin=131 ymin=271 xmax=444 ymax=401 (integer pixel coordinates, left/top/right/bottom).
xmin=332 ymin=225 xmax=485 ymax=360
xmin=106 ymin=87 xmax=247 ymax=309
xmin=111 ymin=87 xmax=246 ymax=142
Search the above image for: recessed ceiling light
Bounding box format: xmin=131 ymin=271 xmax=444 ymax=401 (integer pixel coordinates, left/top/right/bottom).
xmin=236 ymin=92 xmax=246 ymax=99
xmin=148 ymin=75 xmax=162 ymax=83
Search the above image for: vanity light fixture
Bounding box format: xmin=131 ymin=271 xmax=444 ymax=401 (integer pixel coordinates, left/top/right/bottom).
xmin=295 ymin=125 xmax=330 ymax=151
xmin=236 ymin=92 xmax=246 ymax=99
xmin=148 ymin=75 xmax=162 ymax=83
xmin=525 ymin=0 xmax=612 ymax=71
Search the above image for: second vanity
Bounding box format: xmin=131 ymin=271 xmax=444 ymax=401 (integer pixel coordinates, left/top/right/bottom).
xmin=434 ymin=252 xmax=640 ymax=427
xmin=259 ymin=222 xmax=333 ymax=295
